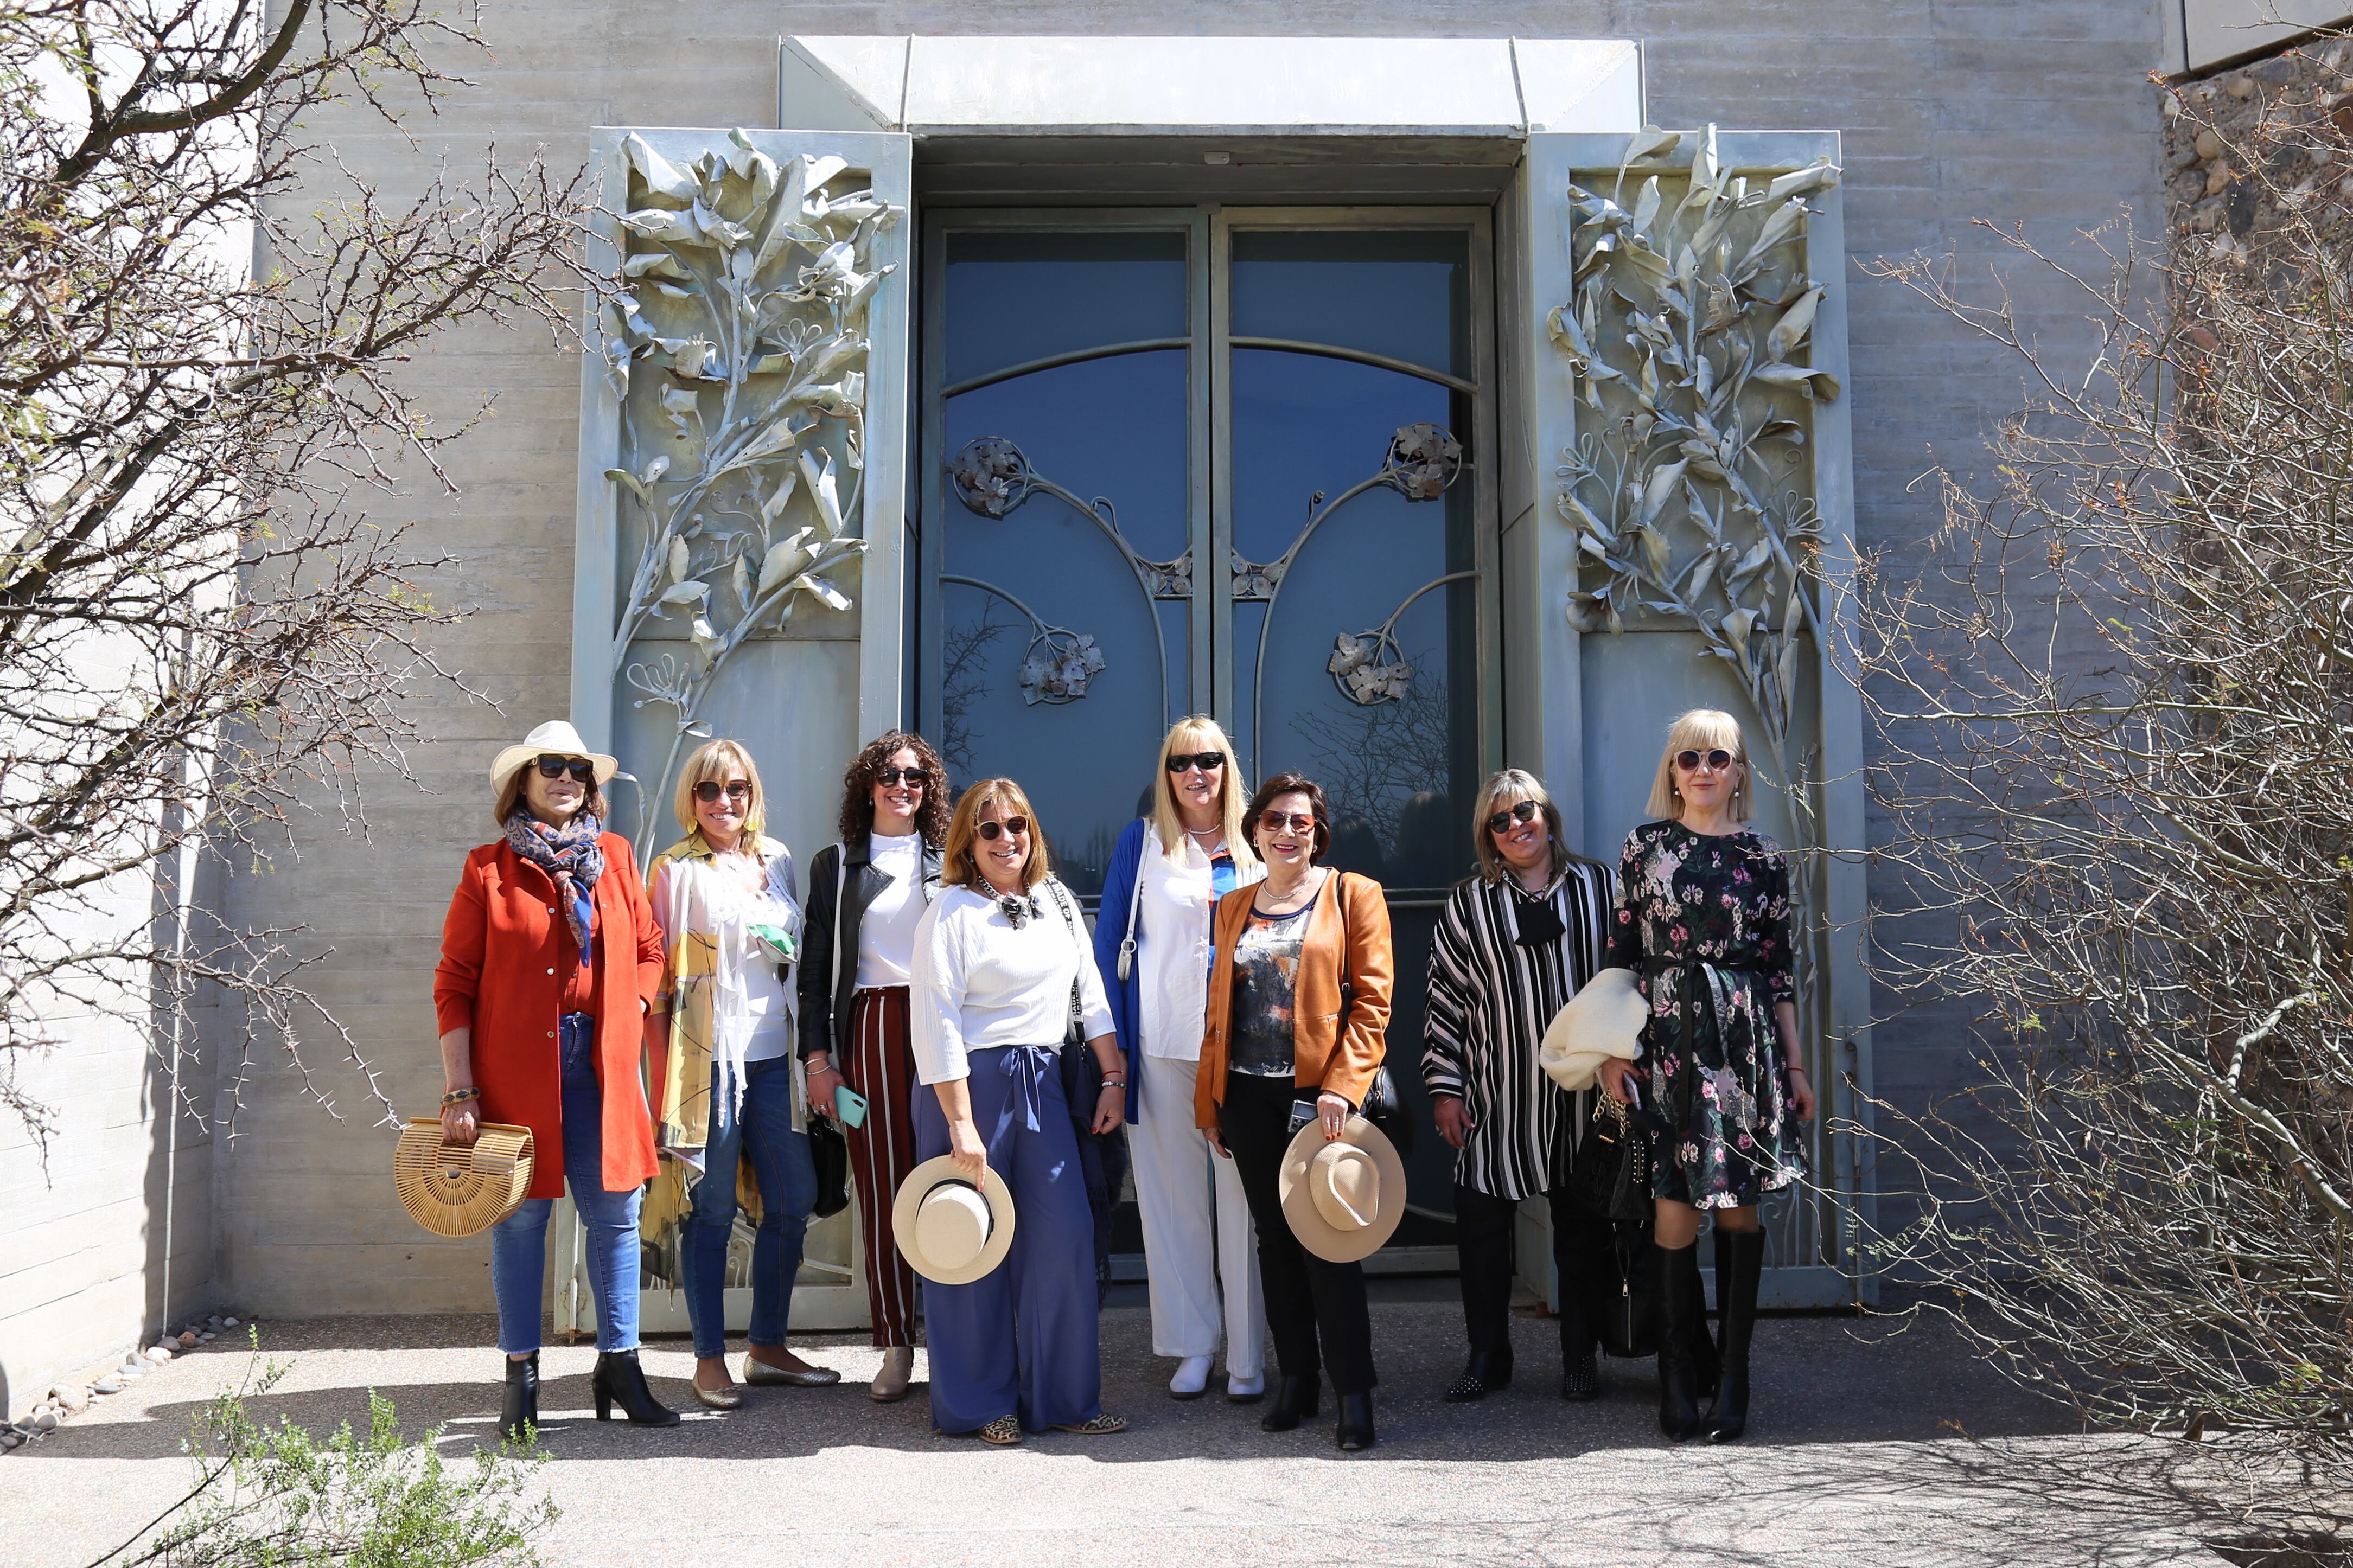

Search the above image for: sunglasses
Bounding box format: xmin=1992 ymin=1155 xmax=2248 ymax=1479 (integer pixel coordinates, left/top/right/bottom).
xmin=1165 ymin=751 xmax=1225 ymax=774
xmin=1486 ymin=799 xmax=1542 ymax=835
xmin=876 ymin=766 xmax=929 ymax=788
xmin=694 ymin=779 xmax=752 ymax=804
xmin=1259 ymin=810 xmax=1317 ymax=835
xmin=976 ymin=816 xmax=1030 ymax=841
xmin=1676 ymin=748 xmax=1736 ymax=773
xmin=534 ymin=755 xmax=595 ymax=783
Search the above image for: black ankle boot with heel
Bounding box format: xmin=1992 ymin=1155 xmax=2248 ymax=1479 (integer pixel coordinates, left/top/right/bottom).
xmin=592 ymin=1349 xmax=681 ymax=1427
xmin=1708 ymin=1227 xmax=1765 ymax=1443
xmin=1656 ymin=1242 xmax=1706 ymax=1441
xmin=499 ymin=1352 xmax=539 ymax=1443
xmin=1260 ymin=1373 xmax=1321 ymax=1433
xmin=1335 ymin=1391 xmax=1375 ymax=1451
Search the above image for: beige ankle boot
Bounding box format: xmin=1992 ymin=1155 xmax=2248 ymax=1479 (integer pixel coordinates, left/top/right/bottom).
xmin=870 ymin=1345 xmax=914 ymax=1403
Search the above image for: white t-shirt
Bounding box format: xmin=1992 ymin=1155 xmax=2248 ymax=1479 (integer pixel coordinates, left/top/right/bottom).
xmin=855 ymin=830 xmax=928 ymax=989
xmin=909 ymin=883 xmax=1115 ymax=1085
xmin=1137 ymin=823 xmax=1265 ymax=1061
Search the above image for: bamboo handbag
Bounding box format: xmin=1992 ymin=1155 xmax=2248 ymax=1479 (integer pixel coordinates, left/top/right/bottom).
xmin=392 ymin=1118 xmax=535 ymax=1237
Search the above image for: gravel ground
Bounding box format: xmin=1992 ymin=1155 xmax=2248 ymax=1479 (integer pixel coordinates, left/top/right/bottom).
xmin=0 ymin=1288 xmax=2295 ymax=1566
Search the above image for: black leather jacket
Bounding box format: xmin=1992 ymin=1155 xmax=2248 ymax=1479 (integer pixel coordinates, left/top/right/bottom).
xmin=796 ymin=835 xmax=944 ymax=1060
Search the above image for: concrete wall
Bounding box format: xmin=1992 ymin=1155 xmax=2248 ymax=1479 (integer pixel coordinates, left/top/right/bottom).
xmin=168 ymin=0 xmax=2171 ymax=1320
xmin=1 ymin=889 xmax=214 ymax=1422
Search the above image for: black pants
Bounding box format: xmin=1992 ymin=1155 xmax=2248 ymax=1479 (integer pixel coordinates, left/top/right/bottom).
xmin=1218 ymin=1072 xmax=1378 ymax=1394
xmin=1453 ymin=1180 xmax=1606 ymax=1364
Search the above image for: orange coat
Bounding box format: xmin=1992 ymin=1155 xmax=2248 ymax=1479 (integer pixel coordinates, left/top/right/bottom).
xmin=1196 ymin=869 xmax=1392 ymax=1130
xmin=433 ymin=834 xmax=665 ymax=1199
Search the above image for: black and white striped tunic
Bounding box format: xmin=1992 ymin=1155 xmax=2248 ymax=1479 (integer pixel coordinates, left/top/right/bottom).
xmin=1421 ymin=861 xmax=1614 ymax=1200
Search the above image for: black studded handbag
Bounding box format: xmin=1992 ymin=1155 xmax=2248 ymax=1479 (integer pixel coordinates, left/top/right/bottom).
xmin=1571 ymin=1091 xmax=1653 ymax=1224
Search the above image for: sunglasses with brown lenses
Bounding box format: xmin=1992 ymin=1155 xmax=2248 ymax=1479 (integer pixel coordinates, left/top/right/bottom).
xmin=976 ymin=816 xmax=1030 ymax=841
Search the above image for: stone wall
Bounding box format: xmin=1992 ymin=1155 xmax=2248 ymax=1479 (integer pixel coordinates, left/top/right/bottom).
xmin=2164 ymin=36 xmax=2351 ymax=252
xmin=2 ymin=0 xmax=2170 ymax=1349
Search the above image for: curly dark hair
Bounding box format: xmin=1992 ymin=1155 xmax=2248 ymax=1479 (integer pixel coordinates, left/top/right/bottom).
xmin=1244 ymin=771 xmax=1332 ymax=861
xmin=836 ymin=731 xmax=950 ymax=846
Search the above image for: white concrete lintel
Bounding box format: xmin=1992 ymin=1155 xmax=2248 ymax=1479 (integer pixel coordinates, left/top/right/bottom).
xmin=780 ymin=34 xmax=1643 ymax=137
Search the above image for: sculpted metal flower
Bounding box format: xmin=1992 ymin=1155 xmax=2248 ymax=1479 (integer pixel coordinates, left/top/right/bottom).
xmin=1381 ymin=423 xmax=1464 ymax=501
xmin=949 ymin=437 xmax=1034 ymax=519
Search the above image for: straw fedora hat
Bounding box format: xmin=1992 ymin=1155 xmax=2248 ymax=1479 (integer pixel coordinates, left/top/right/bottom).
xmin=489 ymin=719 xmax=619 ymax=793
xmin=1278 ymin=1113 xmax=1406 ymax=1264
xmin=892 ymin=1156 xmax=1018 ymax=1285
xmin=1539 ymin=966 xmax=1648 ymax=1093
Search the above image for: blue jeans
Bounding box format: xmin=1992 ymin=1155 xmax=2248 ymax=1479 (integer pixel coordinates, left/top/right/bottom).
xmin=683 ymin=1055 xmax=816 ymax=1359
xmin=490 ymin=1015 xmax=643 ymax=1354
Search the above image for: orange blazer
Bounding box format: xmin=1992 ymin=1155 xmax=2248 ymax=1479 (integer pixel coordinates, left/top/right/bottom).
xmin=1195 ymin=869 xmax=1392 ymax=1130
xmin=433 ymin=833 xmax=665 ymax=1199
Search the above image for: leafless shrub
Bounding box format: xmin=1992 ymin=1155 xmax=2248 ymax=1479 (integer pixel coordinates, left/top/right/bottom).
xmin=1851 ymin=59 xmax=2353 ymax=1471
xmin=0 ymin=1 xmax=590 ymax=1149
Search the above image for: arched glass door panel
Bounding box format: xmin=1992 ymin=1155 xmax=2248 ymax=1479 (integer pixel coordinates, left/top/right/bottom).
xmin=927 ymin=225 xmax=1198 ymax=897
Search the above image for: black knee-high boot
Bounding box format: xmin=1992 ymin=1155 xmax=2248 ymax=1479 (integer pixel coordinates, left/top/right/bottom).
xmin=499 ymin=1352 xmax=539 ymax=1443
xmin=1689 ymin=1239 xmax=1721 ymax=1404
xmin=1708 ymin=1228 xmax=1765 ymax=1443
xmin=1655 ymin=1242 xmax=1705 ymax=1441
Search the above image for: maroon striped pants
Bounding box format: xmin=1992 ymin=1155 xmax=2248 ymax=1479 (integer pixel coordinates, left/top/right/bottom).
xmin=844 ymin=985 xmax=920 ymax=1347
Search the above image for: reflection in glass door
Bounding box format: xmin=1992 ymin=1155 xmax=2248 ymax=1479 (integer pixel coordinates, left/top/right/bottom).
xmin=920 ymin=210 xmax=1496 ymax=1242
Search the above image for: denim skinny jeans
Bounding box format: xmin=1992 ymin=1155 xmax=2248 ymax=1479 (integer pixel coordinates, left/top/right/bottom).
xmin=490 ymin=1014 xmax=643 ymax=1354
xmin=682 ymin=1054 xmax=816 ymax=1360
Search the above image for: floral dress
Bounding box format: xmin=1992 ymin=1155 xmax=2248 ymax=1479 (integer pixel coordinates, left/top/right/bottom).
xmin=1604 ymin=820 xmax=1807 ymax=1209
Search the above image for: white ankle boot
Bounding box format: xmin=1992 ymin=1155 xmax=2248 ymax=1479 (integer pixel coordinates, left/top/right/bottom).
xmin=1168 ymin=1354 xmax=1213 ymax=1400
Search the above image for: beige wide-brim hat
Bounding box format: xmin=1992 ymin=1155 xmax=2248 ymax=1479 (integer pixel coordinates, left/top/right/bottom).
xmin=1539 ymin=966 xmax=1648 ymax=1092
xmin=489 ymin=719 xmax=620 ymax=793
xmin=1278 ymin=1113 xmax=1407 ymax=1264
xmin=892 ymin=1155 xmax=1018 ymax=1286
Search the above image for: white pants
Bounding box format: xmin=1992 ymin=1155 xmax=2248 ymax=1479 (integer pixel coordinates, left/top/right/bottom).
xmin=1130 ymin=1051 xmax=1266 ymax=1375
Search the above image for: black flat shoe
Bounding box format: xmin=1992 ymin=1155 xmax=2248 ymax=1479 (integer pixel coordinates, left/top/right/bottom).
xmin=1260 ymin=1373 xmax=1321 ymax=1433
xmin=591 ymin=1349 xmax=681 ymax=1427
xmin=1335 ymin=1392 xmax=1375 ymax=1451
xmin=1560 ymin=1350 xmax=1599 ymax=1403
xmin=499 ymin=1352 xmax=539 ymax=1443
xmin=1441 ymin=1350 xmax=1513 ymax=1403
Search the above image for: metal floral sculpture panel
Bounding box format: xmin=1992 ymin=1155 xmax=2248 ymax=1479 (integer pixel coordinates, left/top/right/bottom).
xmin=1551 ymin=124 xmax=1840 ymax=789
xmin=600 ymin=131 xmax=902 ymax=868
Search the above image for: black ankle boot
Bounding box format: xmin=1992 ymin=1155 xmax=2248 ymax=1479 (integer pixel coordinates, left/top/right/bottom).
xmin=1691 ymin=1239 xmax=1721 ymax=1404
xmin=592 ymin=1349 xmax=681 ymax=1427
xmin=1335 ymin=1391 xmax=1375 ymax=1451
xmin=499 ymin=1352 xmax=539 ymax=1442
xmin=1260 ymin=1373 xmax=1321 ymax=1432
xmin=1442 ymin=1349 xmax=1513 ymax=1403
xmin=1559 ymin=1346 xmax=1599 ymax=1403
xmin=1656 ymin=1243 xmax=1705 ymax=1441
xmin=1708 ymin=1228 xmax=1765 ymax=1443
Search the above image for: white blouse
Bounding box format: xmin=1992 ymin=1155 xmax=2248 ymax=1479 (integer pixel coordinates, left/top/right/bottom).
xmin=910 ymin=882 xmax=1115 ymax=1085
xmin=1136 ymin=823 xmax=1265 ymax=1061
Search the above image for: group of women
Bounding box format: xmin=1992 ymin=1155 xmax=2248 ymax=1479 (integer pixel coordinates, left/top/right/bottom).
xmin=430 ymin=706 xmax=1814 ymax=1453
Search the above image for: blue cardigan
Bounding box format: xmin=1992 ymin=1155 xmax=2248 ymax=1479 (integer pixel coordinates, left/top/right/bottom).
xmin=1092 ymin=818 xmax=1150 ymax=1124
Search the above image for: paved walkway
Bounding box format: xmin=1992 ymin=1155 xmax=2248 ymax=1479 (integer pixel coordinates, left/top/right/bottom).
xmin=0 ymin=1290 xmax=2292 ymax=1565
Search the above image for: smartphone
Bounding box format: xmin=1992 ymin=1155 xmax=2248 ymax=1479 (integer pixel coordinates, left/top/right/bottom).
xmin=1287 ymin=1097 xmax=1318 ymax=1136
xmin=833 ymin=1084 xmax=869 ymax=1129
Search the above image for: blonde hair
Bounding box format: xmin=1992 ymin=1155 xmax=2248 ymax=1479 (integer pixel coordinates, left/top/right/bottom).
xmin=674 ymin=738 xmax=768 ymax=845
xmin=942 ymin=777 xmax=1051 ymax=892
xmin=1150 ymin=715 xmax=1257 ymax=869
xmin=1646 ymin=708 xmax=1752 ymax=822
xmin=1469 ymin=769 xmax=1603 ymax=884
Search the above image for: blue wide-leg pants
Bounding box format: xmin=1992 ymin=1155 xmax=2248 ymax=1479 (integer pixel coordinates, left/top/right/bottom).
xmin=911 ymin=1042 xmax=1102 ymax=1435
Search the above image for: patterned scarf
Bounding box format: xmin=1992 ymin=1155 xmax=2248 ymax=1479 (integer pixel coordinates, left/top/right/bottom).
xmin=504 ymin=810 xmax=604 ymax=968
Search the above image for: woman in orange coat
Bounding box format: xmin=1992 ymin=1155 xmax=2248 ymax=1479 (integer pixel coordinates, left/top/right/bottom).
xmin=433 ymin=720 xmax=675 ymax=1441
xmin=1198 ymin=771 xmax=1393 ymax=1452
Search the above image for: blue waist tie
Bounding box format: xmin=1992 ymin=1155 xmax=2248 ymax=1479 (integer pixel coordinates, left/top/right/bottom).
xmin=974 ymin=1043 xmax=1063 ymax=1134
